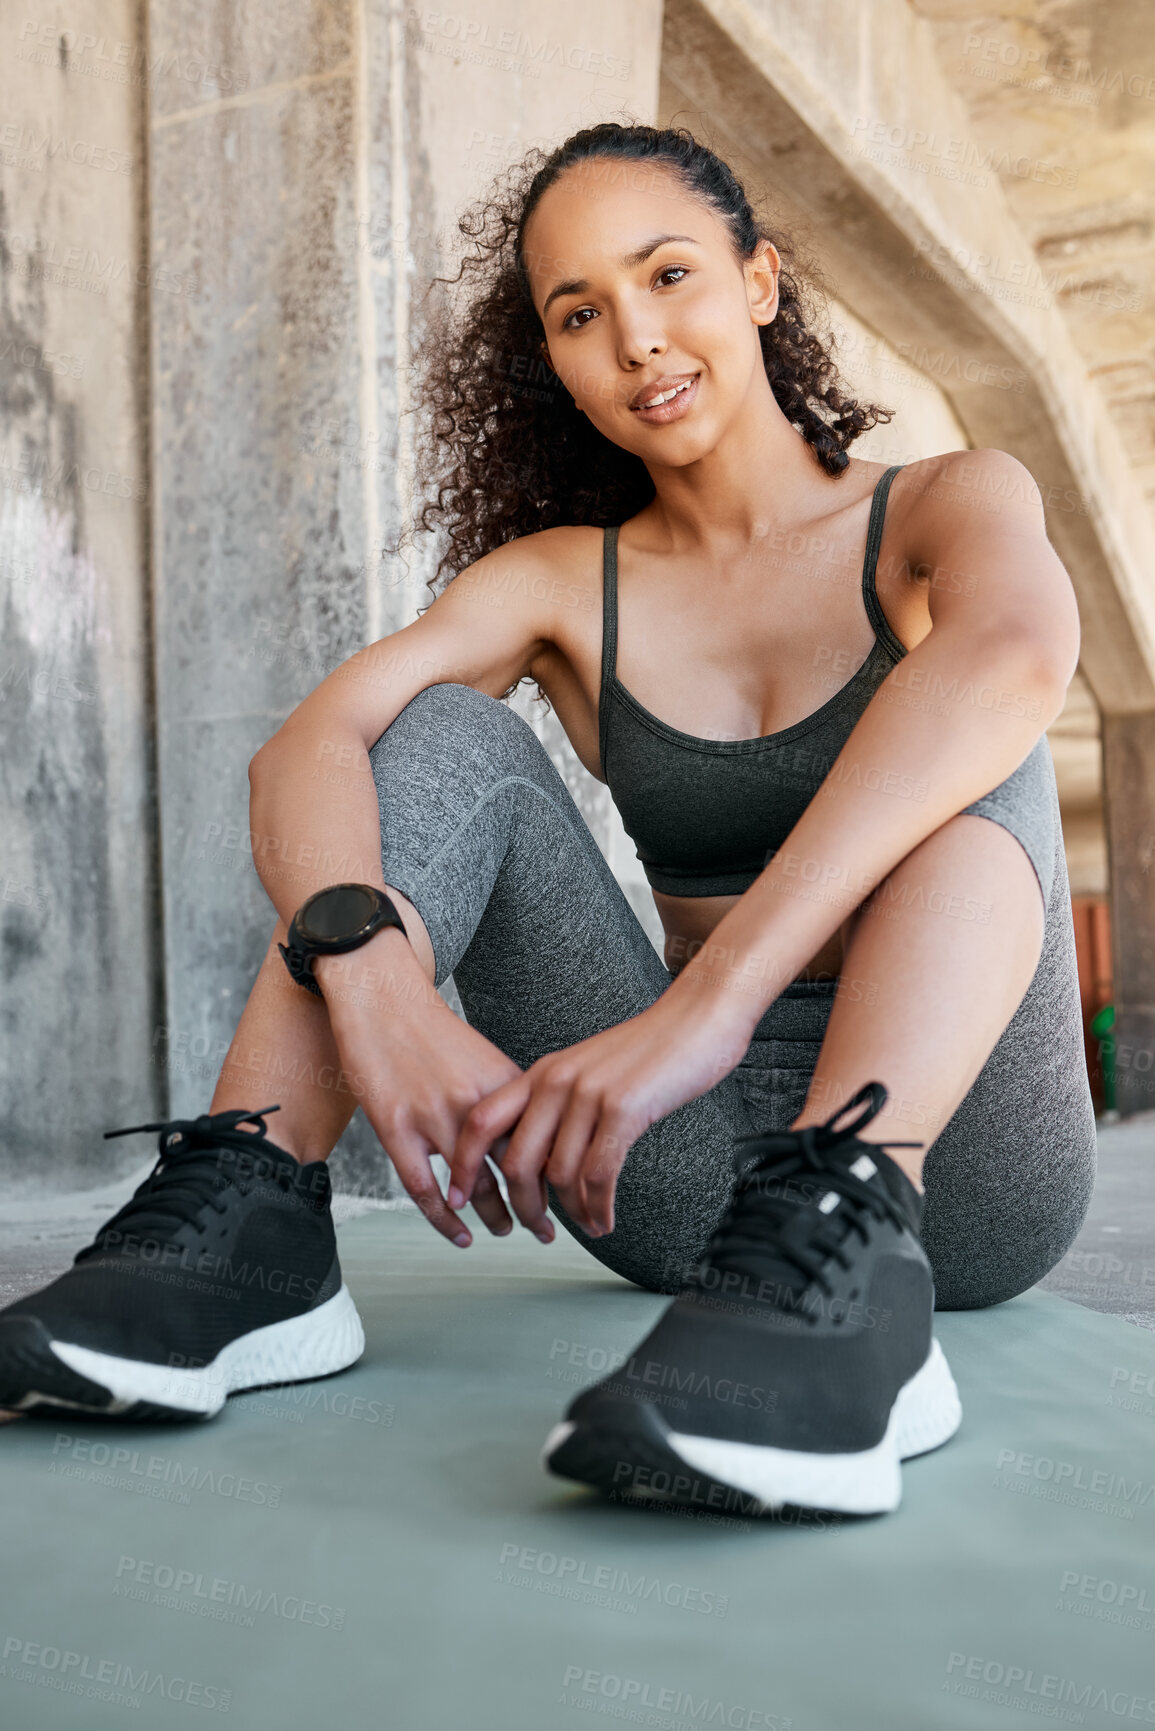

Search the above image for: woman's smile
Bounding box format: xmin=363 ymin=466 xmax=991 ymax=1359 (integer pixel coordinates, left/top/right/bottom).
xmin=628 ymin=369 xmax=701 ymax=424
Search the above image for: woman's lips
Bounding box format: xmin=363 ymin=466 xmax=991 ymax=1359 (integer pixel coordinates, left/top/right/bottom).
xmin=629 ymin=373 xmax=700 ymax=424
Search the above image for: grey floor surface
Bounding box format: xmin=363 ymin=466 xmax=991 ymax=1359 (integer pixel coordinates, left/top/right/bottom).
xmin=2 ymin=1112 xmax=1154 ymax=1729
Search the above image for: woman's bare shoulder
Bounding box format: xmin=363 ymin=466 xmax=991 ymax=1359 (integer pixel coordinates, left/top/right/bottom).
xmin=499 ymin=522 xmax=604 ymax=579
xmin=893 ymin=448 xmax=1051 ymax=538
xmin=887 ymin=448 xmax=1078 ymax=660
xmin=464 ymin=523 xmax=604 ymax=631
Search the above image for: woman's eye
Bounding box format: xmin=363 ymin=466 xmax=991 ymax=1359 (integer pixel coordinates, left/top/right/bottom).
xmin=560 ymin=266 xmax=690 ymax=331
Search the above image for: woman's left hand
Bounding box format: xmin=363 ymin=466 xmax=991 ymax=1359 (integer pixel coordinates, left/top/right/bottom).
xmin=446 ymin=991 xmax=752 ymax=1241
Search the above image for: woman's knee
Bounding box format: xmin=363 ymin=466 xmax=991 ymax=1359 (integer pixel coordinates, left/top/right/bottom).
xmin=556 ymin=1225 xmax=688 ymax=1297
xmin=931 ymin=1254 xmax=1047 ymax=1312
xmin=550 ymin=1084 xmax=756 ymax=1294
xmin=368 ymin=681 xmax=540 ymax=769
xmin=367 ymin=681 xmax=550 ymax=846
xmin=926 ymin=1150 xmax=1096 ymax=1311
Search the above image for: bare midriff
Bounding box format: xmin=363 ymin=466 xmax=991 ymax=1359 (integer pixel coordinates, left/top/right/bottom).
xmin=651 ymin=886 xmax=844 ymax=987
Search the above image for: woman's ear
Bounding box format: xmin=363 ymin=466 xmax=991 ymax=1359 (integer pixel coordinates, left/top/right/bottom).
xmin=747 ymin=238 xmax=781 ymax=328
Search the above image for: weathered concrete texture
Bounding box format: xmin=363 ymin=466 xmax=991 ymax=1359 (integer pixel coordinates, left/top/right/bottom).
xmin=148 ymin=62 xmax=368 ymax=1065
xmin=0 ymin=2 xmax=159 ymax=1184
xmin=912 ymin=0 xmax=1155 ymax=511
xmin=146 ymin=13 xmax=396 ymax=1189
xmin=146 ymin=0 xmax=354 ymax=123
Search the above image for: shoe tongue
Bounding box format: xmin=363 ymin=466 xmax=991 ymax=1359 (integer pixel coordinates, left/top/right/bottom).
xmin=167 ymin=1120 xmax=296 ymax=1177
xmin=703 ymin=1138 xmax=918 ymax=1301
xmin=751 ymin=1130 xmax=921 ymax=1216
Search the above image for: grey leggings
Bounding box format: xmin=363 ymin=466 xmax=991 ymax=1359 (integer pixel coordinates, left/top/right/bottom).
xmin=368 ymin=682 xmax=1097 ymax=1310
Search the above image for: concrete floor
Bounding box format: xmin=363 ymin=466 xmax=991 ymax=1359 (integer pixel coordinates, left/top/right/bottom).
xmin=2 ymin=1113 xmax=1154 ymax=1729
xmin=1037 ymin=1110 xmax=1155 ymax=1330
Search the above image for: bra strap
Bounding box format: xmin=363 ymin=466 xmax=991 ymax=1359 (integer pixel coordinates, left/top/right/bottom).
xmin=598 ymin=525 xmax=620 ymax=780
xmin=860 ymin=464 xmax=907 ymax=657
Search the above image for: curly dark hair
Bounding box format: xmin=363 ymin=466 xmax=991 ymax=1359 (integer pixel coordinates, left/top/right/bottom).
xmin=399 ymin=119 xmax=893 ymax=615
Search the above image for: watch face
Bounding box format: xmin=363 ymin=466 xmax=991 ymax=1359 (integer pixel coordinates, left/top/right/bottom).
xmin=299 ymin=883 xmax=379 ymax=944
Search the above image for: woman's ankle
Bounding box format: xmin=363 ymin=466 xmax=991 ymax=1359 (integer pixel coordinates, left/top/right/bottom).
xmin=208 ymin=1099 xmax=337 ymax=1165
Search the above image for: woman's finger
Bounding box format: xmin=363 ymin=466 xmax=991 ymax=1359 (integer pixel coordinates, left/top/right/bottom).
xmin=385 ymin=1125 xmax=475 ymax=1247
xmin=468 ymin=1158 xmax=513 ymax=1237
xmin=496 ymin=1092 xmax=568 ymax=1239
xmin=543 ymin=1091 xmax=604 ymax=1234
xmin=579 ymin=1114 xmax=636 ymax=1237
xmin=448 ymin=1077 xmax=530 ymax=1208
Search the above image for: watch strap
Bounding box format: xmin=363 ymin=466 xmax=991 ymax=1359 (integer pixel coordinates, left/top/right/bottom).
xmin=278 ymin=885 xmax=409 ymax=1000
xmin=277 ymin=939 xmax=325 ymax=998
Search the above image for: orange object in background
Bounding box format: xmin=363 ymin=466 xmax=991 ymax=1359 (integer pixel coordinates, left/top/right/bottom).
xmin=1070 ymin=897 xmax=1113 ymax=1112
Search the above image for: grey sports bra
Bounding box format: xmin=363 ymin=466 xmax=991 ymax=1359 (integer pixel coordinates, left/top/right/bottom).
xmin=597 ymin=463 xmax=909 ymax=897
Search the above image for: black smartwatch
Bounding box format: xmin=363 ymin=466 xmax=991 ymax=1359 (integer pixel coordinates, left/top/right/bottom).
xmin=278 ymin=883 xmax=410 ymax=999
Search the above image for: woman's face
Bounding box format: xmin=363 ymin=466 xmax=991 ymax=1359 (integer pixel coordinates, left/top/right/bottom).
xmin=523 ymin=157 xmax=779 ymax=461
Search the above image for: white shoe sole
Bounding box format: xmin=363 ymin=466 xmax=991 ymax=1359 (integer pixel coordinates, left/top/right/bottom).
xmin=543 ymin=1337 xmax=962 ymax=1517
xmin=45 ymin=1285 xmax=366 ymax=1418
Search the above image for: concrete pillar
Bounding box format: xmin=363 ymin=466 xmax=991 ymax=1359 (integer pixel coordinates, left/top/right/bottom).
xmin=0 ymin=5 xmax=158 ymax=1186
xmin=146 ymin=4 xmax=376 ymax=1168
xmin=1102 ymin=713 xmax=1155 ymax=1116
xmin=146 ymin=2 xmax=662 ymax=1196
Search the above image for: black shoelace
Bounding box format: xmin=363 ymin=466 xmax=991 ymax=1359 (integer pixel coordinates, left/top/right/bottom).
xmin=74 ymin=1105 xmax=290 ymax=1264
xmin=689 ymin=1082 xmax=924 ymax=1313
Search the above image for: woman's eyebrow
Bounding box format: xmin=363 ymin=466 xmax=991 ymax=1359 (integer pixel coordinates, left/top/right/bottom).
xmin=541 ymin=234 xmax=702 ymax=316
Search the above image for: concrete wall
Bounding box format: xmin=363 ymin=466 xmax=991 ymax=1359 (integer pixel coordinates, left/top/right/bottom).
xmin=0 ymin=3 xmax=159 ymax=1191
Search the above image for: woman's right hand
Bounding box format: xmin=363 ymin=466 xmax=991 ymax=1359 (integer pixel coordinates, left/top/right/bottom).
xmin=314 ymin=934 xmax=552 ymax=1249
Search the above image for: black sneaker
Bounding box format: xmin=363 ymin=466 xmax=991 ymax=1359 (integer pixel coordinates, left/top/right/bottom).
xmin=543 ymin=1082 xmax=961 ymax=1516
xmin=0 ymin=1105 xmax=364 ymax=1421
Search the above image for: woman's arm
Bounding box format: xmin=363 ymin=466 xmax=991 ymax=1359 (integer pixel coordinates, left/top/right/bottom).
xmin=247 ymin=543 xmax=552 ymax=936
xmin=240 ymin=539 xmax=563 ymax=1243
xmin=662 ymin=448 xmax=1080 ymax=1040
